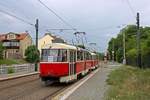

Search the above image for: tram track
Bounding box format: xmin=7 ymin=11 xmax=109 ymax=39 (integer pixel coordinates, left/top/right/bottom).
xmin=0 ymin=78 xmax=39 ymax=91
xmin=0 ymin=74 xmax=71 ymax=100
xmin=0 ymin=74 xmax=39 ymax=90
xmin=41 ymin=85 xmax=68 ymax=100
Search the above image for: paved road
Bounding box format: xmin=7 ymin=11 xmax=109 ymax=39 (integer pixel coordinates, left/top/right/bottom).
xmin=0 ymin=74 xmax=70 ymax=100
xmin=66 ymin=63 xmax=121 ymax=100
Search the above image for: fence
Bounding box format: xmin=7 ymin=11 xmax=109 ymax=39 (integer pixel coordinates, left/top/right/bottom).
xmin=0 ymin=64 xmax=35 ymax=75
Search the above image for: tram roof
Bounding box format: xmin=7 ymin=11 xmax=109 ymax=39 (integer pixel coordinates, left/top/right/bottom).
xmin=90 ymin=52 xmax=96 ymax=55
xmin=77 ymin=47 xmax=86 ymax=51
xmin=42 ymin=43 xmax=77 ymax=50
xmin=76 ymin=47 xmax=95 ymax=53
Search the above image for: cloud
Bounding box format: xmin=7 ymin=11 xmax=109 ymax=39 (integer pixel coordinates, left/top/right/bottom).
xmin=0 ymin=0 xmax=150 ymax=52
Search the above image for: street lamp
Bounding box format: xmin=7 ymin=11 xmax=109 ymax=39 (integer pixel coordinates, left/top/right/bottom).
xmin=122 ymin=30 xmax=126 ymax=64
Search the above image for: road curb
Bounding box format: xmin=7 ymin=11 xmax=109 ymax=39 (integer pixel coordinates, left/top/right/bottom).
xmin=0 ymin=72 xmax=39 ymax=82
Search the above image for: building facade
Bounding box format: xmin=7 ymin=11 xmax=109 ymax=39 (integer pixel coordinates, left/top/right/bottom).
xmin=38 ymin=33 xmax=65 ymax=53
xmin=0 ymin=32 xmax=32 ymax=59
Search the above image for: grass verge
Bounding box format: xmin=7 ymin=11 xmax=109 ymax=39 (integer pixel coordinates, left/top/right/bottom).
xmin=0 ymin=59 xmax=27 ymax=65
xmin=105 ymin=65 xmax=150 ymax=100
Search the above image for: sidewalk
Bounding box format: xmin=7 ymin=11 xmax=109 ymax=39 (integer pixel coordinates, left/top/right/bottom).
xmin=0 ymin=64 xmax=39 ymax=81
xmin=0 ymin=71 xmax=39 ymax=81
xmin=54 ymin=63 xmax=121 ymax=100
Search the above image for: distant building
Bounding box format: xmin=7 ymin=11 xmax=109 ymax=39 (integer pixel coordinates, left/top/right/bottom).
xmin=0 ymin=32 xmax=32 ymax=59
xmin=38 ymin=33 xmax=65 ymax=53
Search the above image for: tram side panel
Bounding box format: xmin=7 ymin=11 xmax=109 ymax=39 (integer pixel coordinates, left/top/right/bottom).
xmin=76 ymin=61 xmax=85 ymax=75
xmin=85 ymin=60 xmax=91 ymax=71
xmin=40 ymin=63 xmax=69 ymax=78
xmin=76 ymin=51 xmax=85 ymax=75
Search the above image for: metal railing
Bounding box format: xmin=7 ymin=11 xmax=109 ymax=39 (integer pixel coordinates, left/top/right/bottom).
xmin=0 ymin=64 xmax=35 ymax=75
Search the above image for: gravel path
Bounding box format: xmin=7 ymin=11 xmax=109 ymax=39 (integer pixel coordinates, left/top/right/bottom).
xmin=66 ymin=63 xmax=121 ymax=100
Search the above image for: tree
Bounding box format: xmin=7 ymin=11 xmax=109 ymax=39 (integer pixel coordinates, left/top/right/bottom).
xmin=97 ymin=52 xmax=104 ymax=60
xmin=108 ymin=24 xmax=150 ymax=68
xmin=25 ymin=45 xmax=40 ymax=63
xmin=0 ymin=42 xmax=4 ymax=59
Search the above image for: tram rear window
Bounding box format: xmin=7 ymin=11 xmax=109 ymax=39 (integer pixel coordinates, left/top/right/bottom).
xmin=41 ymin=49 xmax=67 ymax=62
xmin=92 ymin=55 xmax=96 ymax=60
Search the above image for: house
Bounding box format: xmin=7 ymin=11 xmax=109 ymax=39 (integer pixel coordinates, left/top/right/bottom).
xmin=0 ymin=32 xmax=32 ymax=59
xmin=38 ymin=33 xmax=65 ymax=53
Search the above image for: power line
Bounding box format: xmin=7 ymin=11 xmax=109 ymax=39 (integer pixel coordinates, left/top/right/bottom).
xmin=47 ymin=28 xmax=77 ymax=31
xmin=46 ymin=28 xmax=77 ymax=33
xmin=85 ymin=24 xmax=126 ymax=32
xmin=125 ymin=0 xmax=136 ymax=18
xmin=37 ymin=0 xmax=76 ymax=30
xmin=0 ymin=9 xmax=34 ymax=26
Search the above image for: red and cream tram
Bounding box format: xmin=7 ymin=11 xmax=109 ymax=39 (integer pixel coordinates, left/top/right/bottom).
xmin=40 ymin=43 xmax=99 ymax=84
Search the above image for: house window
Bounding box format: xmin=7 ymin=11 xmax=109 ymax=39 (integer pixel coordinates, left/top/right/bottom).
xmin=3 ymin=41 xmax=19 ymax=47
xmin=7 ymin=34 xmax=16 ymax=40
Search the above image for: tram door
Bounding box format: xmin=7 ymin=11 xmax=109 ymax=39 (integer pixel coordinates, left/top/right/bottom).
xmin=69 ymin=50 xmax=76 ymax=75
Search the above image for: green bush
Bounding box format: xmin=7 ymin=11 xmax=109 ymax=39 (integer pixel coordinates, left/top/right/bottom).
xmin=25 ymin=45 xmax=40 ymax=63
xmin=7 ymin=67 xmax=15 ymax=74
xmin=0 ymin=59 xmax=27 ymax=65
xmin=0 ymin=42 xmax=5 ymax=59
xmin=126 ymin=49 xmax=137 ymax=66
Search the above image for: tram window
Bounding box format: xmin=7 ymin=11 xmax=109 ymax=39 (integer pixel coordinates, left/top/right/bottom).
xmin=85 ymin=52 xmax=87 ymax=60
xmin=77 ymin=51 xmax=81 ymax=61
xmin=89 ymin=54 xmax=91 ymax=60
xmin=91 ymin=55 xmax=93 ymax=60
xmin=85 ymin=52 xmax=92 ymax=60
xmin=80 ymin=52 xmax=83 ymax=60
xmin=70 ymin=51 xmax=73 ymax=62
xmin=84 ymin=52 xmax=86 ymax=60
xmin=77 ymin=51 xmax=83 ymax=61
xmin=88 ymin=54 xmax=90 ymax=60
xmin=62 ymin=50 xmax=67 ymax=62
xmin=86 ymin=52 xmax=88 ymax=60
xmin=69 ymin=51 xmax=76 ymax=62
xmin=74 ymin=51 xmax=76 ymax=61
xmin=41 ymin=49 xmax=49 ymax=62
xmin=94 ymin=55 xmax=96 ymax=60
xmin=41 ymin=49 xmax=67 ymax=62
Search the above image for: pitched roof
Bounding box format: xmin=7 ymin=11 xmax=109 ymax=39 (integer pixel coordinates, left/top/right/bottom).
xmin=0 ymin=32 xmax=29 ymax=41
xmin=43 ymin=33 xmax=65 ymax=43
xmin=45 ymin=33 xmax=56 ymax=39
xmin=0 ymin=34 xmax=6 ymax=41
xmin=17 ymin=33 xmax=28 ymax=40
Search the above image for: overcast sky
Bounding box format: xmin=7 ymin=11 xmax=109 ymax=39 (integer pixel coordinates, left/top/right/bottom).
xmin=0 ymin=0 xmax=150 ymax=52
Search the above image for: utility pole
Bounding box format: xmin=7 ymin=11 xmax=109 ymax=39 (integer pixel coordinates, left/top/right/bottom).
xmin=112 ymin=39 xmax=115 ymax=63
xmin=123 ymin=30 xmax=126 ymax=64
xmin=35 ymin=19 xmax=39 ymax=71
xmin=136 ymin=12 xmax=142 ymax=68
xmin=35 ymin=19 xmax=39 ymax=49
